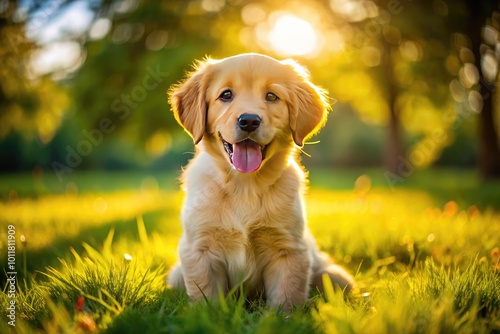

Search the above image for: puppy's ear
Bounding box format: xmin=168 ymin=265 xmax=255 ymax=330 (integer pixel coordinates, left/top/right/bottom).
xmin=285 ymin=61 xmax=330 ymax=147
xmin=169 ymin=59 xmax=212 ymax=144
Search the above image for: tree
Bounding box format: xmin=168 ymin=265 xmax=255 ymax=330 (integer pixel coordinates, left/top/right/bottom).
xmin=321 ymin=0 xmax=455 ymax=173
xmin=463 ymin=0 xmax=500 ymax=179
xmin=3 ymin=0 xmax=496 ymax=174
xmin=69 ymin=1 xmax=221 ymax=156
xmin=0 ymin=0 xmax=70 ymax=170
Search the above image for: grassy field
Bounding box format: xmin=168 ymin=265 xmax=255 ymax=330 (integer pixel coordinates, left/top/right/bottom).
xmin=0 ymin=168 xmax=499 ymax=333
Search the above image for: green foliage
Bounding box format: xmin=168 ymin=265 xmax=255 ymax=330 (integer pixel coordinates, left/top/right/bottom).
xmin=314 ymin=258 xmax=500 ymax=334
xmin=70 ymin=1 xmax=219 ymax=142
xmin=2 ymin=0 xmax=496 ymax=172
xmin=0 ymin=1 xmax=70 ymax=145
xmin=44 ymin=244 xmax=166 ymax=315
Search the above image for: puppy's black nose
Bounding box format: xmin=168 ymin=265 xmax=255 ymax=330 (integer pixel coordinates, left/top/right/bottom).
xmin=238 ymin=114 xmax=261 ymax=132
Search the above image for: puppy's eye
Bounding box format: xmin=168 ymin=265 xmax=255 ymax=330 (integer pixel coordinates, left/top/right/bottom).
xmin=219 ymin=90 xmax=233 ymax=102
xmin=266 ymin=92 xmax=279 ymax=102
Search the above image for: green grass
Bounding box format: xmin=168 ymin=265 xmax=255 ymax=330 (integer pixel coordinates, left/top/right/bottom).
xmin=0 ymin=168 xmax=499 ymax=333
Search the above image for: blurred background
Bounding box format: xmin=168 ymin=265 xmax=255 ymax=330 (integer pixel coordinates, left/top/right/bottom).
xmin=2 ymin=3 xmax=500 ymax=331
xmin=1 ymin=0 xmax=500 ymax=185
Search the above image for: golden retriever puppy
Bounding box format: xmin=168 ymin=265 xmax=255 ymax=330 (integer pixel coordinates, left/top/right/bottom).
xmin=167 ymin=53 xmax=354 ymax=310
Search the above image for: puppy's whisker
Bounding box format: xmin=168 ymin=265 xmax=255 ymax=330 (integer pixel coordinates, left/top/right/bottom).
xmin=300 ymin=140 xmax=321 ymax=157
xmin=304 ymin=140 xmax=320 ymax=145
xmin=300 ymin=148 xmax=312 ymax=158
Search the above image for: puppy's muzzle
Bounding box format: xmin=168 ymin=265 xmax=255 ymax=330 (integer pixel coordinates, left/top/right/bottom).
xmin=238 ymin=114 xmax=261 ymax=132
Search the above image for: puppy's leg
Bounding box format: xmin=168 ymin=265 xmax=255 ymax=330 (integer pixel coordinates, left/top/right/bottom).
xmin=263 ymin=249 xmax=311 ymax=310
xmin=179 ymin=244 xmax=228 ymax=301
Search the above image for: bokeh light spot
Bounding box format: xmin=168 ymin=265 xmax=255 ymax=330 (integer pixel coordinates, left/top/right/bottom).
xmin=93 ymin=197 xmax=108 ymax=215
xmin=145 ymin=131 xmax=171 ymax=157
xmin=88 ymin=18 xmax=111 ymax=40
xmin=146 ymin=30 xmax=169 ymax=51
xmin=241 ymin=4 xmax=266 ymax=25
xmin=269 ymin=15 xmax=317 ymax=56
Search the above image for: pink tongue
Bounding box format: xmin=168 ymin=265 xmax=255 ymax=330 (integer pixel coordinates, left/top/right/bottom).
xmin=232 ymin=140 xmax=263 ymax=173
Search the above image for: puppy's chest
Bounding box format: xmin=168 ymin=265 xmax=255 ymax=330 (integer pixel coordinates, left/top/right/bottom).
xmin=221 ymin=189 xmax=291 ymax=229
xmin=218 ymin=189 xmax=297 ymax=248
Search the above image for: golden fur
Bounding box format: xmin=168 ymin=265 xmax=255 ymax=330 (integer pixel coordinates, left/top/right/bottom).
xmin=167 ymin=53 xmax=354 ymax=309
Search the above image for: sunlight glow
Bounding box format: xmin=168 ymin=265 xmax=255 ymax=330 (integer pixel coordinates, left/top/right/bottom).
xmin=269 ymin=15 xmax=318 ymax=56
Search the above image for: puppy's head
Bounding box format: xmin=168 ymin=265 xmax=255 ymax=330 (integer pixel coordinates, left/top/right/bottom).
xmin=169 ymin=53 xmax=330 ymax=173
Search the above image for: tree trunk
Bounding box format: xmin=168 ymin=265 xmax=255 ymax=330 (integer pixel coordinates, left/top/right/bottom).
xmin=386 ymin=97 xmax=403 ymax=174
xmin=478 ymin=80 xmax=500 ymax=178
xmin=465 ymin=0 xmax=500 ymax=179
xmin=383 ymin=44 xmax=404 ymax=174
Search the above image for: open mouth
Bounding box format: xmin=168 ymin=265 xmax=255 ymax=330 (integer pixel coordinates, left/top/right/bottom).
xmin=219 ymin=133 xmax=269 ymax=173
